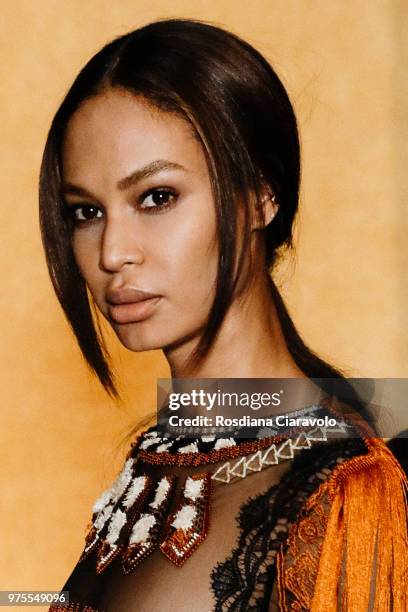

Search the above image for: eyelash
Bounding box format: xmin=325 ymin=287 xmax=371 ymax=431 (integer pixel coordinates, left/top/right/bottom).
xmin=67 ymin=187 xmax=178 ymax=224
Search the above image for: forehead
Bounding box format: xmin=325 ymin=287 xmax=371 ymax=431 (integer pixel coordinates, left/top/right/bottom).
xmin=62 ymin=89 xmax=202 ymax=183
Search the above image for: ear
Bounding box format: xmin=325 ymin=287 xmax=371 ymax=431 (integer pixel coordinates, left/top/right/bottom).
xmin=252 ymin=184 xmax=279 ymax=231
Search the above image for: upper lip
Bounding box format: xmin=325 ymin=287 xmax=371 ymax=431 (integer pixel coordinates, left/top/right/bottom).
xmin=106 ymin=287 xmax=160 ymax=305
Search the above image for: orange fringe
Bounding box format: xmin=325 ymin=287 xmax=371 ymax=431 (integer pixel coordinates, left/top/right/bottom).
xmin=310 ymin=437 xmax=408 ymax=611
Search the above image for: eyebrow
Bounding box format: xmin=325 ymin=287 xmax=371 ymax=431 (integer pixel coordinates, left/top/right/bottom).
xmin=61 ymin=159 xmax=186 ymax=198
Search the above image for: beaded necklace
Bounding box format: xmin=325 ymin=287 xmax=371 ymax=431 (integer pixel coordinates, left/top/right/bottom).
xmin=78 ymin=402 xmax=349 ymax=573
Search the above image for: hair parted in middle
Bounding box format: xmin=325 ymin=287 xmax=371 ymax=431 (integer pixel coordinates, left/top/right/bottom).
xmin=40 ymin=18 xmax=349 ymax=399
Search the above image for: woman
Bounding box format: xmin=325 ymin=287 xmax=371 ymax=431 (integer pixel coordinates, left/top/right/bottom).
xmin=40 ymin=18 xmax=407 ymax=611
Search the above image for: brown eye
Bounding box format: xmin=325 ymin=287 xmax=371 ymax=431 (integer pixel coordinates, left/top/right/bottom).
xmin=140 ymin=188 xmax=177 ymax=210
xmin=72 ymin=206 xmax=103 ymax=221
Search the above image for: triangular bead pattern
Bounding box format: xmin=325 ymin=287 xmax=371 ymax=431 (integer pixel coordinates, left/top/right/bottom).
xmin=211 ymin=427 xmax=329 ymax=484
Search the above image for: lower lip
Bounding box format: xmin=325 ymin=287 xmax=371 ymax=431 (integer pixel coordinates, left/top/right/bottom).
xmin=108 ymin=296 xmax=162 ymax=324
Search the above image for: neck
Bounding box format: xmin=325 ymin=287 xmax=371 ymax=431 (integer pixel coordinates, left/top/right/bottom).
xmin=164 ymin=272 xmax=307 ymax=380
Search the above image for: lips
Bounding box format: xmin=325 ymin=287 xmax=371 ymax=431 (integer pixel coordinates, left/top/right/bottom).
xmin=106 ymin=288 xmax=162 ymax=324
xmin=107 ymin=287 xmax=159 ymax=305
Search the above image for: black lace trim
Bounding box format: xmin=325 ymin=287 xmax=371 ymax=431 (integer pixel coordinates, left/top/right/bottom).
xmin=210 ymin=437 xmax=367 ymax=612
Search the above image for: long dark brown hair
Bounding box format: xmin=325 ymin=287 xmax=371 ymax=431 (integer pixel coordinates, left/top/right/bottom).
xmin=39 ymin=18 xmax=363 ymax=414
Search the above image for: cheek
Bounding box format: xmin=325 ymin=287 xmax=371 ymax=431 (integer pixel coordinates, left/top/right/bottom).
xmin=161 ymin=209 xmax=218 ymax=308
xmin=72 ymin=231 xmax=104 ymax=296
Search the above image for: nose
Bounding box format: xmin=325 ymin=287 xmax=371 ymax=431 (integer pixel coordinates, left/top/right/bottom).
xmin=99 ymin=213 xmax=145 ymax=272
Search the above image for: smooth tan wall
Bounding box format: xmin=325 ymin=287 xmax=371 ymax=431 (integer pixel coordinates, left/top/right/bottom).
xmin=1 ymin=0 xmax=406 ymax=604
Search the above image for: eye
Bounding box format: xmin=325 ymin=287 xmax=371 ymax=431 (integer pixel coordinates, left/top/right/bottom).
xmin=70 ymin=205 xmax=104 ymax=222
xmin=139 ymin=188 xmax=178 ymax=212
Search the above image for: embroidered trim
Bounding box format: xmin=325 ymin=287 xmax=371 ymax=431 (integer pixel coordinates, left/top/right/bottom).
xmin=137 ymin=435 xmax=288 ymax=466
xmin=160 ymin=473 xmax=212 ymax=566
xmin=79 ymin=461 xmax=153 ymax=574
xmin=277 ymin=483 xmax=331 ymax=611
xmin=132 ymin=402 xmax=351 ymax=467
xmin=121 ymin=475 xmax=176 ymax=574
xmin=211 ymin=428 xmax=328 ymax=484
xmin=77 ymin=405 xmax=353 ymax=577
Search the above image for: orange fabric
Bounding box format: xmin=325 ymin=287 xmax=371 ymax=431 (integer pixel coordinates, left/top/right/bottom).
xmin=276 ymin=482 xmax=335 ymax=610
xmin=277 ymin=437 xmax=408 ymax=611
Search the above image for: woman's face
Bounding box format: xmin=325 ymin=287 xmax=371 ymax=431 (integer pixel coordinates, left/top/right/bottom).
xmin=62 ymin=89 xmax=218 ymax=353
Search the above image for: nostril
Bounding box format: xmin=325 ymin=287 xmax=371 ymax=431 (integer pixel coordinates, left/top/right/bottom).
xmin=99 ymin=221 xmax=145 ymax=272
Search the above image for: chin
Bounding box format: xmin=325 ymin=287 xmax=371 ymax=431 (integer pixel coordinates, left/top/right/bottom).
xmin=112 ymin=322 xmax=175 ymax=353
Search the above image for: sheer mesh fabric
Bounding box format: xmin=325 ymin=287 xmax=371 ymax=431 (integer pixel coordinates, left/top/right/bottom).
xmin=54 ymin=438 xmax=368 ymax=612
xmin=96 ymin=458 xmax=291 ymax=611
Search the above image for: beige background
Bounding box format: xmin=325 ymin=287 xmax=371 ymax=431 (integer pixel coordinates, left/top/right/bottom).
xmin=1 ymin=0 xmax=407 ymax=605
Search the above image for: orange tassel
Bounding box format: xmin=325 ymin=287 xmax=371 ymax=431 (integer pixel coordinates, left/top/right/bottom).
xmin=311 ymin=438 xmax=408 ymax=611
